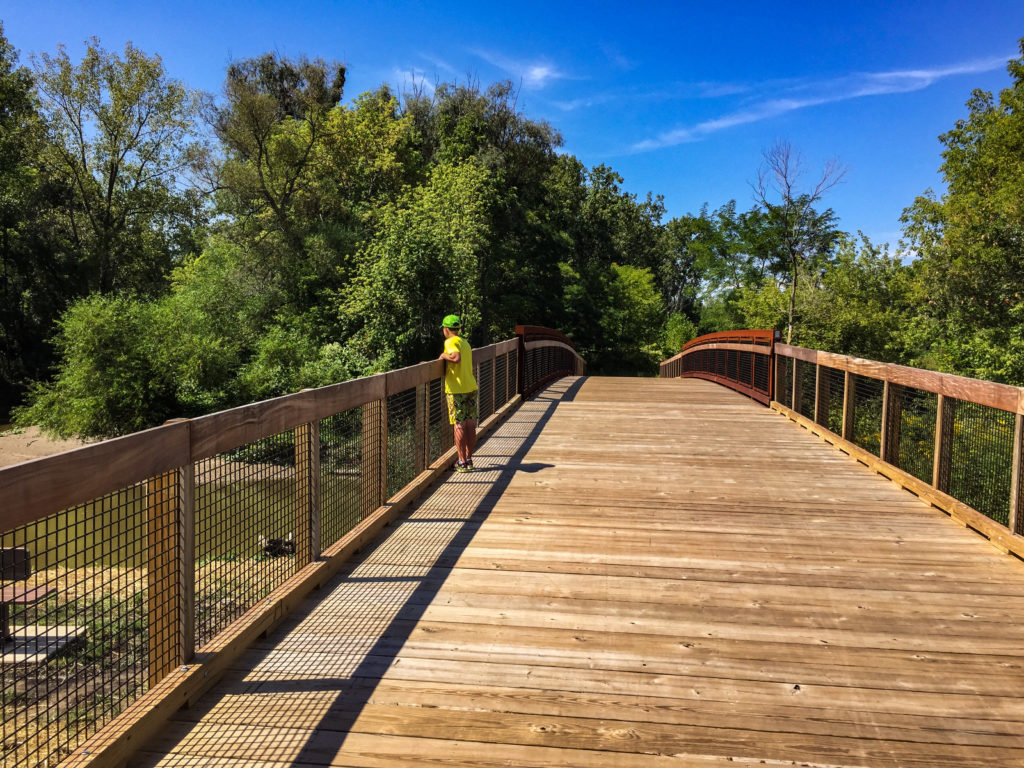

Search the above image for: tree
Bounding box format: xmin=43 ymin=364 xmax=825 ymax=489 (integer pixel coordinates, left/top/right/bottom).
xmin=33 ymin=38 xmax=207 ymax=296
xmin=754 ymin=140 xmax=844 ymax=343
xmin=0 ymin=24 xmax=61 ymax=413
xmin=901 ymin=41 xmax=1024 ymax=383
xmin=340 ymin=161 xmax=495 ymax=369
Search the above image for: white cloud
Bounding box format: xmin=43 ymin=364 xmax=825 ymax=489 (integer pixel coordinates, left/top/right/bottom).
xmin=393 ymin=67 xmax=435 ymax=95
xmin=630 ymin=53 xmax=1012 ymax=153
xmin=419 ymin=53 xmax=458 ymax=76
xmin=601 ymin=44 xmax=634 ymax=71
xmin=470 ymin=48 xmax=566 ymax=89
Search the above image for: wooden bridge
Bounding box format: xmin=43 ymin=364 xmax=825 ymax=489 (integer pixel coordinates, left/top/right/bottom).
xmin=5 ymin=329 xmax=1024 ymax=767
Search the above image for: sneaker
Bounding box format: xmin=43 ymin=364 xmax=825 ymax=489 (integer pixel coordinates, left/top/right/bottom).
xmin=454 ymin=460 xmax=469 ymax=473
xmin=466 ymin=460 xmax=475 ymax=472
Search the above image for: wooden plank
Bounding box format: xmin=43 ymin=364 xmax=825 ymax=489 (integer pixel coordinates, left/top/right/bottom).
xmin=190 ymin=375 xmax=386 ymax=461
xmin=669 ymin=341 xmax=772 ymax=356
xmin=775 ymin=343 xmax=817 ymax=363
xmin=472 ymin=344 xmax=496 ymax=366
xmin=2 ymin=420 xmax=190 ymax=531
xmin=385 ymin=360 xmax=443 ymax=397
xmin=522 ymin=339 xmax=580 ymax=360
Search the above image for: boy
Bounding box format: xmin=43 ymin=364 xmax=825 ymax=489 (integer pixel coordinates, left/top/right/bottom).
xmin=438 ymin=314 xmax=477 ymax=471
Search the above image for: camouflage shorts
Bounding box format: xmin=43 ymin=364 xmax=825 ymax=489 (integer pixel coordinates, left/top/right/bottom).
xmin=446 ymin=390 xmax=478 ymax=425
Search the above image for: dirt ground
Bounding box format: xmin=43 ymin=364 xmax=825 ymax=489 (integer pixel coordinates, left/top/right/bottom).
xmin=0 ymin=426 xmax=90 ymax=469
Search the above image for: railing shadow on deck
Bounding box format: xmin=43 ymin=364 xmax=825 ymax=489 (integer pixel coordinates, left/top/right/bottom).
xmin=1 ymin=328 xmax=585 ymax=768
xmin=147 ymin=378 xmax=584 ymax=765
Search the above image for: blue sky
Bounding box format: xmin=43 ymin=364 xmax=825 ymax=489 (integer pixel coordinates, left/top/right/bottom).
xmin=3 ymin=1 xmax=1023 ymax=247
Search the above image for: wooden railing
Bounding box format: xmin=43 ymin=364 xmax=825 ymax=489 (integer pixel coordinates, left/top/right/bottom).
xmin=516 ymin=325 xmax=585 ymax=398
xmin=773 ymin=344 xmax=1024 ymax=556
xmin=659 ymin=329 xmax=777 ymax=404
xmin=1 ymin=327 xmax=581 ymax=768
xmin=661 ymin=331 xmax=1024 ymax=558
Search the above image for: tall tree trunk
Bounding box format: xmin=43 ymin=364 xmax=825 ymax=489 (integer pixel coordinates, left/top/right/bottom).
xmin=787 ymin=258 xmax=797 ymax=344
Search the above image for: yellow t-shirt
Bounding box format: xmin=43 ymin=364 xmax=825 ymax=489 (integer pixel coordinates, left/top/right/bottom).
xmin=444 ymin=335 xmax=477 ymax=394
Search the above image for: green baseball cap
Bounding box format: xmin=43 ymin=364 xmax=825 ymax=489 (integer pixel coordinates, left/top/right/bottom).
xmin=442 ymin=314 xmax=461 ymax=329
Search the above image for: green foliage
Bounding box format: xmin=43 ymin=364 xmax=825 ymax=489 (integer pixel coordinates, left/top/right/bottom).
xmin=15 ymin=295 xmax=179 ymax=437
xmin=603 ymin=264 xmax=666 ymax=375
xmin=342 ymin=161 xmax=494 ymax=368
xmin=33 ymin=37 xmax=207 ymax=296
xmin=0 ymin=24 xmax=66 ymax=413
xmin=25 ymin=39 xmax=1024 ymax=437
xmin=662 ymin=314 xmax=698 ymax=356
xmin=899 ymin=41 xmax=1024 ymax=383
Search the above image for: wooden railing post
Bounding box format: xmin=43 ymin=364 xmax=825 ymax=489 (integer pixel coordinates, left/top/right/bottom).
xmin=294 ymin=406 xmax=320 ymax=565
xmin=792 ymin=360 xmax=802 ymax=414
xmin=932 ymin=395 xmax=956 ymax=493
xmin=773 ymin=354 xmax=783 ymax=404
xmin=814 ymin=364 xmax=828 ymax=426
xmin=361 ymin=399 xmax=388 ymax=514
xmin=415 ymin=383 xmax=428 ymax=473
xmin=490 ymin=357 xmax=497 ymax=414
xmin=842 ymin=371 xmax=855 ymax=440
xmin=881 ymin=382 xmax=903 ymax=465
xmin=1010 ymin=413 xmax=1024 ymax=535
xmin=516 ymin=331 xmax=527 ymax=396
xmin=146 ymin=418 xmax=194 ymax=686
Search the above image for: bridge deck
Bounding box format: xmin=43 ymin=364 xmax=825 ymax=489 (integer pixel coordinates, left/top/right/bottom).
xmin=137 ymin=377 xmax=1024 ymax=767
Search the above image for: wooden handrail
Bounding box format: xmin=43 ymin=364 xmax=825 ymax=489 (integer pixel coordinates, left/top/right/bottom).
xmin=772 ymin=341 xmax=1024 ymax=552
xmin=682 ymin=328 xmax=777 ymax=351
xmin=1 ymin=340 xmax=524 ymax=532
xmin=515 ymin=325 xmax=585 ymax=398
xmin=776 ymin=343 xmax=1024 ymax=414
xmin=661 ymin=330 xmax=1024 ymax=557
xmin=660 ymin=330 xmax=776 ymax=405
xmin=2 ymin=331 xmax=577 ymax=768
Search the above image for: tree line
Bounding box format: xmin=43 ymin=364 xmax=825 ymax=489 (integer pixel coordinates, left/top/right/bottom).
xmin=2 ymin=25 xmax=1023 ymax=437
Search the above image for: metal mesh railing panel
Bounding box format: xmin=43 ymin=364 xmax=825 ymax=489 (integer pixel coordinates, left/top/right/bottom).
xmin=890 ymin=385 xmax=937 ymax=484
xmin=319 ymin=407 xmax=363 ymax=549
xmin=193 ymin=431 xmax=298 ymax=648
xmin=386 ymin=388 xmax=419 ymax=500
xmin=796 ymin=360 xmax=816 ymax=420
xmin=428 ymin=377 xmax=448 ymax=464
xmin=754 ymin=353 xmax=770 ymax=395
xmin=522 ymin=345 xmax=576 ymax=396
xmin=820 ymin=366 xmax=846 ymax=435
xmin=508 ymin=348 xmax=518 ymax=400
xmin=850 ymin=375 xmax=884 ymax=455
xmin=1 ymin=485 xmax=155 ymax=768
xmin=477 ymin=359 xmax=495 ymax=423
xmin=495 ymin=353 xmax=508 ymax=408
xmin=776 ymin=357 xmax=794 ymax=409
xmin=949 ymin=401 xmax=1015 ymax=526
